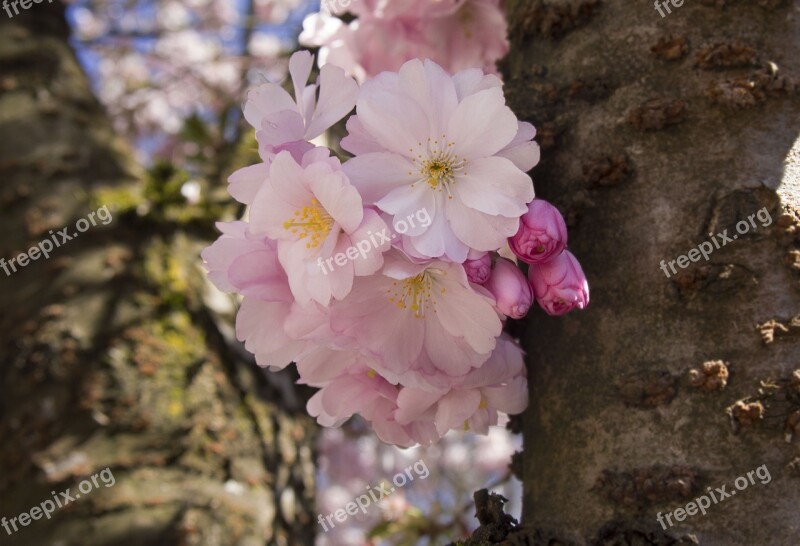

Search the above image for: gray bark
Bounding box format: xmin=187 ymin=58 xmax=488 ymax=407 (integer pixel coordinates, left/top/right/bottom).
xmin=502 ymin=0 xmax=800 ymax=544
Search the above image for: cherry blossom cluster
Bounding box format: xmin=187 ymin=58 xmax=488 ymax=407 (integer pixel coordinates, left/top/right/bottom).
xmin=300 ymin=0 xmax=509 ymax=81
xmin=202 ymin=50 xmax=588 ymax=447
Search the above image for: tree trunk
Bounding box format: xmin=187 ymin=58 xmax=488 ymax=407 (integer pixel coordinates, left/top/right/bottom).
xmin=501 ymin=0 xmax=800 ymax=544
xmin=0 ymin=6 xmax=316 ymax=546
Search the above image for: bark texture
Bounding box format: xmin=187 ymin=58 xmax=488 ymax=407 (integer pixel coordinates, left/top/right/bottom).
xmin=0 ymin=6 xmax=316 ymax=546
xmin=501 ymin=0 xmax=800 ymax=544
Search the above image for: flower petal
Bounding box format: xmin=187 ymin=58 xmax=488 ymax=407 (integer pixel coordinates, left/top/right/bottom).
xmin=235 ymin=299 xmax=306 ymax=369
xmin=296 ymin=347 xmax=360 ymax=386
xmin=483 ymin=376 xmax=528 ymax=415
xmin=451 ymin=68 xmax=502 ymax=100
xmin=446 ymin=86 xmax=517 ymax=158
xmin=423 ymin=315 xmax=490 ymax=375
xmin=398 ymin=58 xmax=458 ymax=136
xmin=289 ymin=50 xmax=314 ymax=118
xmin=349 ymin=210 xmax=391 ymax=276
xmin=244 ymin=83 xmax=297 ymax=130
xmin=446 ymin=198 xmax=521 ymax=251
xmin=229 ymin=249 xmax=293 ymax=302
xmin=343 ymin=152 xmax=415 ymax=204
xmin=256 ymin=110 xmax=306 ymax=147
xmin=305 ymin=64 xmax=359 ymax=139
xmin=356 ymin=73 xmax=431 ymax=156
xmin=341 ymin=115 xmax=386 ymax=155
xmin=452 ymin=156 xmax=533 ymax=216
xmin=377 ymin=183 xmax=436 ymax=237
xmin=435 ymin=389 xmax=481 ymax=436
xmin=395 ymin=388 xmax=444 ymax=425
xmin=497 ymin=121 xmax=540 ymax=172
xmin=310 ymin=170 xmax=363 ymax=234
xmin=406 ymin=197 xmax=469 ymax=261
xmin=250 ymin=152 xmax=313 ymax=237
xmin=227 ymin=163 xmax=269 ymax=205
xmin=432 ymin=277 xmax=501 ymax=356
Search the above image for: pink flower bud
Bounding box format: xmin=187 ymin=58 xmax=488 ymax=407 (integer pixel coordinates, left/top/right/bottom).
xmin=528 ymin=250 xmax=589 ymax=316
xmin=483 ymin=258 xmax=532 ymax=319
xmin=464 ymin=253 xmax=493 ymax=284
xmin=509 ymin=199 xmax=568 ymax=265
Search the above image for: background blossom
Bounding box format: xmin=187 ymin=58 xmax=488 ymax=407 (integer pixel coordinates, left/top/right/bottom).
xmin=300 ymin=0 xmax=509 ymax=80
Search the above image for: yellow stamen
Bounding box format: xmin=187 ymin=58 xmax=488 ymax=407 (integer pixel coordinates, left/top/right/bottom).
xmin=282 ymin=198 xmax=333 ymax=249
xmin=409 ymin=134 xmax=467 ymax=198
xmin=386 ymin=272 xmax=437 ymax=319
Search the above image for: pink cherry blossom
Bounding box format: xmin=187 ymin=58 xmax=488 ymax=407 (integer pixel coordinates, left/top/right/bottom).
xmin=302 ymin=13 xmax=431 ymax=84
xmin=510 ymin=198 xmax=568 ymax=265
xmin=418 ymin=0 xmax=509 ymax=76
xmin=201 ymin=221 xmax=326 ymax=368
xmin=300 ymin=0 xmax=509 ymax=81
xmin=482 ymin=258 xmax=532 ymax=319
xmin=227 ymin=145 xmax=340 ymax=206
xmin=342 ymin=58 xmax=536 ymax=261
xmin=199 ymin=40 xmax=581 ymax=452
xmin=234 ymin=299 xmax=313 ymax=370
xmin=307 ymin=362 xmax=443 ymax=447
xmin=202 ymin=221 xmax=286 ymax=298
xmin=305 ymin=359 xmax=442 ymax=447
xmin=307 ymin=363 xmax=398 ymax=428
xmin=528 ymin=250 xmax=590 ymax=316
xmin=249 ymin=149 xmax=390 ymax=306
xmin=331 ymin=250 xmax=503 ymax=378
xmin=243 ymin=50 xmax=358 ymax=161
xmin=369 ymin=395 xmax=441 ymax=447
xmin=394 ymin=334 xmax=528 ymax=437
xmin=295 ymin=346 xmax=377 ymax=388
xmin=498 ymin=121 xmax=541 ymax=172
xmin=227 ymin=162 xmax=270 ymax=206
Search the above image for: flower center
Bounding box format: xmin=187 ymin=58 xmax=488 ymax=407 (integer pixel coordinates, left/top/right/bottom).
xmin=387 ymin=272 xmax=441 ymax=319
xmin=425 ymin=159 xmax=452 ymax=186
xmin=282 ymin=198 xmax=333 ymax=249
xmin=409 ymin=135 xmax=468 ymax=198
